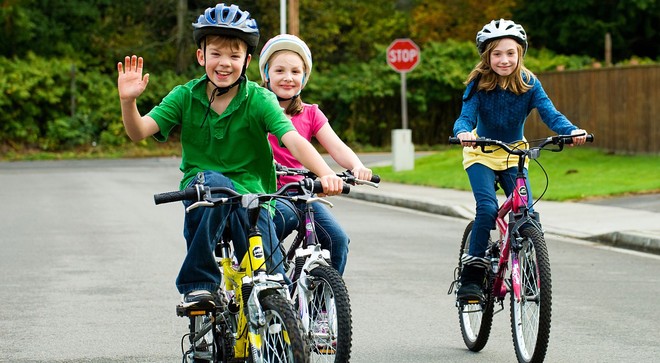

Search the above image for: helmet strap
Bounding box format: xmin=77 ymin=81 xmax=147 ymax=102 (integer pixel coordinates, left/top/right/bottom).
xmin=276 ymin=93 xmax=299 ymax=102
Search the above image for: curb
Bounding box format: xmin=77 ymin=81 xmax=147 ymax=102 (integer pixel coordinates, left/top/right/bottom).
xmin=345 ymin=190 xmax=474 ymax=220
xmin=588 ymin=231 xmax=660 ymax=254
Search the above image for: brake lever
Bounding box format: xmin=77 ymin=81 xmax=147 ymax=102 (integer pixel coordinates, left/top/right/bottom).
xmin=186 ymin=200 xmax=214 ymax=213
xmin=307 ymin=196 xmax=334 ymax=208
xmin=355 ymin=179 xmax=379 ymax=188
xmin=185 ymin=198 xmax=229 ymax=213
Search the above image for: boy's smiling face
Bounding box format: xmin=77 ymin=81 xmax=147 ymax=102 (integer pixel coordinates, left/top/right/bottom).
xmin=197 ymin=36 xmax=250 ymax=89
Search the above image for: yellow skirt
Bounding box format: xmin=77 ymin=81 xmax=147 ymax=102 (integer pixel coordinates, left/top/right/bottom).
xmin=462 ymin=132 xmax=529 ymax=171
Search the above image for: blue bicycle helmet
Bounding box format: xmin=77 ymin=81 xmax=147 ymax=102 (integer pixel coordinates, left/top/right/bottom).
xmin=193 ymin=3 xmax=260 ymax=54
xmin=476 ymin=19 xmax=528 ymax=56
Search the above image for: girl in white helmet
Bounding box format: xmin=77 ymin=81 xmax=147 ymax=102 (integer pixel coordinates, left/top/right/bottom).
xmin=453 ymin=19 xmax=589 ymax=302
xmin=259 ymin=34 xmax=372 ymax=275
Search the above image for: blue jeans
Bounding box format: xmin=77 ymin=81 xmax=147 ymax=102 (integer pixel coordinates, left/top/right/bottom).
xmin=176 ymin=171 xmax=285 ymax=294
xmin=273 ymin=198 xmax=350 ymax=275
xmin=465 ymin=164 xmax=534 ymax=259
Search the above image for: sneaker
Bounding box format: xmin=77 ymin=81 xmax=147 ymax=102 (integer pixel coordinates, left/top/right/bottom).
xmin=457 ymin=264 xmax=486 ymax=302
xmin=182 ymin=290 xmax=215 ymax=308
xmin=457 ymin=282 xmax=485 ymax=302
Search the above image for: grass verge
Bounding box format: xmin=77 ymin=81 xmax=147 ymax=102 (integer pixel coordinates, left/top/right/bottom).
xmin=371 ymin=147 xmax=660 ymax=201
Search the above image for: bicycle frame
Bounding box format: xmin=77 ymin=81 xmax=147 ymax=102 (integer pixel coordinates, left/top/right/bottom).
xmin=215 ymin=195 xmax=291 ymax=359
xmin=287 ymin=195 xmax=334 ymax=333
xmin=491 ymin=153 xmax=541 ymax=304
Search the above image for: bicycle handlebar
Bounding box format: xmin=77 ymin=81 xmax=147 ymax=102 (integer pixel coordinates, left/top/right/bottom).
xmin=275 ymin=163 xmax=381 ymax=186
xmin=448 ymin=133 xmax=594 ymax=155
xmin=154 ymin=177 xmax=350 ymax=206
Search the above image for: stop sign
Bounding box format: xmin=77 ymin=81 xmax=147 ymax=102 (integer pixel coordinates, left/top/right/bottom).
xmin=387 ymin=38 xmax=420 ymax=73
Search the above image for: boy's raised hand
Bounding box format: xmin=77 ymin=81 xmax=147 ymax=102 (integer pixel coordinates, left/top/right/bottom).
xmin=117 ymin=55 xmax=150 ymax=101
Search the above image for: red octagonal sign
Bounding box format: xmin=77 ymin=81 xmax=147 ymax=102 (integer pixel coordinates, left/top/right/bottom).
xmin=387 ymin=38 xmax=420 ymax=73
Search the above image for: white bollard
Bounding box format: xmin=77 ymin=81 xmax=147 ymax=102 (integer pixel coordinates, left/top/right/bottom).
xmin=392 ymin=129 xmax=415 ymax=171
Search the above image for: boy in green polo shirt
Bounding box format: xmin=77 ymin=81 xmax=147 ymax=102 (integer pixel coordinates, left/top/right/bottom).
xmin=116 ymin=3 xmax=343 ymax=306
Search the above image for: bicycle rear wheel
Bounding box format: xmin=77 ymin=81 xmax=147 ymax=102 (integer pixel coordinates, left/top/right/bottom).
xmin=457 ymin=221 xmax=495 ymax=352
xmin=185 ymin=313 xmax=218 ymax=363
xmin=250 ymin=294 xmax=309 ymax=363
xmin=306 ymin=265 xmax=352 ymax=362
xmin=510 ymin=226 xmax=552 ymax=363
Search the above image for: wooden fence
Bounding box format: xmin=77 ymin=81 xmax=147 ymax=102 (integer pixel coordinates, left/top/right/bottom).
xmin=524 ymin=64 xmax=659 ymax=154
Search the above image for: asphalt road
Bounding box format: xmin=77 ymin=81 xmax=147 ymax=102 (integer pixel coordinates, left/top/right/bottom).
xmin=1 ymin=158 xmax=659 ymax=362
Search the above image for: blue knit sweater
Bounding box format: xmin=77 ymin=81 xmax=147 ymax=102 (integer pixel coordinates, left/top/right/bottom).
xmin=453 ymin=76 xmax=577 ymax=143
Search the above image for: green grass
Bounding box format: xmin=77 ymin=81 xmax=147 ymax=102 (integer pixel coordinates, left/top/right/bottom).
xmin=372 ymin=147 xmax=660 ymax=201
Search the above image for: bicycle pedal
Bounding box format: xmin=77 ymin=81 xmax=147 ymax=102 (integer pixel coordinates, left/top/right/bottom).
xmin=457 ymin=297 xmax=484 ymax=306
xmin=176 ymin=302 xmax=215 ymax=317
xmin=457 ymin=302 xmax=483 ymax=313
xmin=316 ymin=344 xmax=336 ymax=355
xmin=317 ymin=347 xmax=336 ymax=355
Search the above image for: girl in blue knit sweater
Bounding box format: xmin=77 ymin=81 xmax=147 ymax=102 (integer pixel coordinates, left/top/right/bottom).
xmin=453 ymin=19 xmax=588 ymax=301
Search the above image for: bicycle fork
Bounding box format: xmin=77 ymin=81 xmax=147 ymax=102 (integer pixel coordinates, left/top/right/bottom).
xmin=504 ymin=211 xmax=543 ymax=304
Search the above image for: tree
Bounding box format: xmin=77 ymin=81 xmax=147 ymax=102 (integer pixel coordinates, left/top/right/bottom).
xmin=410 ymin=0 xmax=517 ymax=44
xmin=512 ymin=0 xmax=660 ymax=62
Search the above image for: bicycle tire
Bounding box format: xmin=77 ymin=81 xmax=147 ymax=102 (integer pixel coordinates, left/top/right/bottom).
xmin=510 ymin=226 xmax=552 ymax=363
xmin=457 ymin=221 xmax=495 ymax=352
xmin=306 ymin=265 xmax=352 ymax=362
xmin=249 ymin=293 xmax=309 ymax=363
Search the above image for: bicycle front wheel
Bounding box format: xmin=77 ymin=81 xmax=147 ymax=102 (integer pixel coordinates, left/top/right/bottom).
xmin=457 ymin=221 xmax=495 ymax=352
xmin=510 ymin=226 xmax=552 ymax=363
xmin=250 ymin=294 xmax=309 ymax=363
xmin=307 ymin=265 xmax=352 ymax=362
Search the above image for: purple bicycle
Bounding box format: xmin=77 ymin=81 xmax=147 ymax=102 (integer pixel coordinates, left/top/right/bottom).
xmin=275 ymin=164 xmax=379 ymax=362
xmin=447 ymin=133 xmax=594 ymax=363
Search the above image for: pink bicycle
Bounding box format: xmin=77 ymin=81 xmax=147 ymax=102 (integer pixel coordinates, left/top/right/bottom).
xmin=447 ymin=133 xmax=594 ymax=363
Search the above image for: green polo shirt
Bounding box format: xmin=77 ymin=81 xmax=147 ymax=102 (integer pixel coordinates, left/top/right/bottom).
xmin=148 ymin=75 xmax=295 ymax=194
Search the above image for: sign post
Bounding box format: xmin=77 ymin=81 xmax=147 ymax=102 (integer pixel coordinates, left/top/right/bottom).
xmin=387 ymin=38 xmax=420 ymax=171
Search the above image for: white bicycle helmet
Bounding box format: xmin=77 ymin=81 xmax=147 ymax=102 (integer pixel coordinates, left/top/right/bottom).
xmin=476 ymin=19 xmax=528 ymax=56
xmin=192 ymin=3 xmax=260 ymax=54
xmin=259 ymin=34 xmax=313 ymax=88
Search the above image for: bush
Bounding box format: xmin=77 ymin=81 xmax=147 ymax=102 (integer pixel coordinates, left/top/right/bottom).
xmin=0 ymin=53 xmax=190 ymax=152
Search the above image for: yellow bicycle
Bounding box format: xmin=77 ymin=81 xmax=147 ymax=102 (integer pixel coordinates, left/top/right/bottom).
xmin=155 ymin=182 xmax=315 ymax=362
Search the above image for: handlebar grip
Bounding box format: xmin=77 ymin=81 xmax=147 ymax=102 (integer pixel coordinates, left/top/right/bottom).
xmin=154 ymin=188 xmax=198 ymax=205
xmin=312 ymin=180 xmax=351 ymax=194
xmin=564 ymin=133 xmax=595 ymax=144
xmin=371 ymin=174 xmax=381 ymax=183
xmin=448 ymin=136 xmax=462 ymax=145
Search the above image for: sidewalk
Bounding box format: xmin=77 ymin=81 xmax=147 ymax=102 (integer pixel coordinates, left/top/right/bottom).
xmin=341 ymin=181 xmax=660 ymax=254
